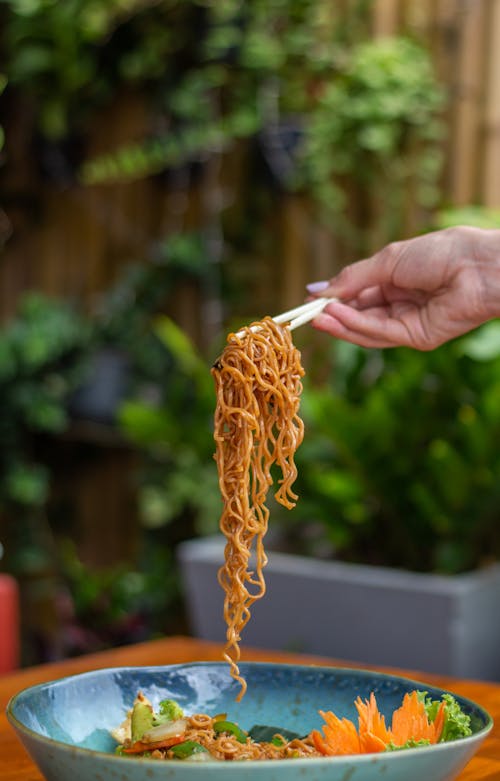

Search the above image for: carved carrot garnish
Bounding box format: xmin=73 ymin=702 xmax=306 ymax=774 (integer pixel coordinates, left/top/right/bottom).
xmin=313 ymin=690 xmax=448 ymax=756
xmin=390 ymin=690 xmax=445 ymax=746
xmin=311 ymin=710 xmax=361 ymax=756
xmin=355 ymin=692 xmax=392 ymax=753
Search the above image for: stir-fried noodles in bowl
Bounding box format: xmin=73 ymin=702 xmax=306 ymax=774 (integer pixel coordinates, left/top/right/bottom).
xmin=7 ymin=662 xmax=492 ymax=781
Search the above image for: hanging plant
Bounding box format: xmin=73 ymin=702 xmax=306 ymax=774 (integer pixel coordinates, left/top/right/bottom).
xmin=298 ymin=36 xmax=446 ymax=253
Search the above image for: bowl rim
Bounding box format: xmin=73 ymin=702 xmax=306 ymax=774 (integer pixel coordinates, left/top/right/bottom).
xmin=6 ymin=661 xmax=494 ymax=769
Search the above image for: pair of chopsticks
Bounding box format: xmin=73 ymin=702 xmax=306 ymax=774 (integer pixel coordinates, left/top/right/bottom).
xmin=236 ymin=297 xmax=336 ymax=337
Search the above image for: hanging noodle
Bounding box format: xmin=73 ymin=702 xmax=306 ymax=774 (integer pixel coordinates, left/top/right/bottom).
xmin=211 ymin=317 xmax=305 ymax=700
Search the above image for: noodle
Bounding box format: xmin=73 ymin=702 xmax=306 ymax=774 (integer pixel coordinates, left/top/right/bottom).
xmin=211 ymin=317 xmax=305 ymax=699
xmin=149 ymin=713 xmax=319 ymax=761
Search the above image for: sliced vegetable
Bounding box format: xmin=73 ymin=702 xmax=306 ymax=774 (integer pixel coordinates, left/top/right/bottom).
xmin=131 ymin=700 xmax=154 ymax=743
xmin=387 ymin=691 xmax=444 ymax=747
xmin=355 ymin=692 xmax=391 ymax=753
xmin=248 ymin=725 xmax=303 ymax=743
xmin=313 ymin=690 xmax=448 ymax=756
xmin=123 ymin=735 xmax=185 ymax=754
xmin=142 ymin=717 xmax=188 ymax=743
xmin=311 ymin=710 xmax=361 ymax=756
xmin=213 ymin=720 xmax=248 ymax=743
xmin=169 ymin=740 xmax=209 ymax=759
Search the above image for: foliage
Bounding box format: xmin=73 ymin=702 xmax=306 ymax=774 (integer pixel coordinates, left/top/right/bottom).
xmin=300 ymin=37 xmax=445 ymax=248
xmin=71 ymin=230 xmax=221 ymax=535
xmin=1 ymin=0 xmax=186 ymax=139
xmin=78 ymin=0 xmax=373 ymax=184
xmin=79 ymin=8 xmax=444 ymax=256
xmin=436 ymin=205 xmax=500 ymax=230
xmin=281 ymin=323 xmax=500 ymax=575
xmin=117 ymin=314 xmax=220 ymax=536
xmin=2 ymin=0 xmax=445 ymax=255
xmin=90 ymin=231 xmax=211 ymax=393
xmin=0 ymin=292 xmax=90 ymax=512
xmin=59 ymin=539 xmax=181 ymax=653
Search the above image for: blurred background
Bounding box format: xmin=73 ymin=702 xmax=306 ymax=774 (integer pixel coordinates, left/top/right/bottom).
xmin=1 ymin=0 xmax=500 ymax=671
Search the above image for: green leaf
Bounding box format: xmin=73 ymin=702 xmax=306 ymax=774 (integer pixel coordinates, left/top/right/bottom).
xmin=418 ymin=692 xmax=472 ymax=742
xmin=4 ymin=462 xmax=49 ymax=507
xmin=459 ymin=321 xmax=500 ymax=361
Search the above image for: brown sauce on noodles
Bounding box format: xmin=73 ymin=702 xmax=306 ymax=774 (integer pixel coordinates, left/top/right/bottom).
xmin=211 ymin=317 xmax=305 ymax=699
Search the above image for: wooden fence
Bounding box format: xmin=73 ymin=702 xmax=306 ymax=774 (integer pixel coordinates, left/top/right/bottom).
xmin=372 ymin=0 xmax=500 ymax=209
xmin=1 ymin=0 xmax=500 ymax=329
xmin=2 ymin=0 xmax=500 ymax=576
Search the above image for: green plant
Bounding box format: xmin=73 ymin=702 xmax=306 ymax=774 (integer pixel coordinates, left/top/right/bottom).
xmin=436 ymin=205 xmax=500 ymax=230
xmin=299 ymin=36 xmax=445 ymax=252
xmin=2 ymin=0 xmax=181 ymax=140
xmin=0 ymin=292 xmax=90 ymax=514
xmin=79 ymin=0 xmax=374 ymax=185
xmin=79 ymin=20 xmax=444 ymax=261
xmin=280 ymin=323 xmax=500 ymax=575
xmin=117 ymin=314 xmax=220 ymax=536
xmin=59 ymin=539 xmax=180 ymax=654
xmin=84 ymin=233 xmax=191 ymax=397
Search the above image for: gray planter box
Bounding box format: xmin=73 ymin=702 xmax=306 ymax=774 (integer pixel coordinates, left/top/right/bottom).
xmin=177 ymin=536 xmax=500 ymax=681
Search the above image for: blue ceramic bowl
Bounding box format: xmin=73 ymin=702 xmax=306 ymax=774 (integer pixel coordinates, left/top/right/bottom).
xmin=7 ymin=662 xmax=492 ymax=781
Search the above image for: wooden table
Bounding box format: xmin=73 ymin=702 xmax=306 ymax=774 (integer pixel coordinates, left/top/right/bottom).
xmin=1 ymin=635 xmax=499 ymax=780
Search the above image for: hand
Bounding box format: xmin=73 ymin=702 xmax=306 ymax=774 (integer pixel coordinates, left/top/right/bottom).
xmin=306 ymin=226 xmax=500 ymax=349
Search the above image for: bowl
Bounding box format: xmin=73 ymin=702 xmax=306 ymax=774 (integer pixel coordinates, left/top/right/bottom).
xmin=6 ymin=662 xmax=492 ymax=781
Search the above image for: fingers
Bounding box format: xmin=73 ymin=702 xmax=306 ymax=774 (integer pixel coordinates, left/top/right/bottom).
xmin=312 ymin=312 xmax=395 ymax=349
xmin=312 ymin=300 xmax=416 ymax=349
xmin=307 ymin=244 xmax=401 ymax=301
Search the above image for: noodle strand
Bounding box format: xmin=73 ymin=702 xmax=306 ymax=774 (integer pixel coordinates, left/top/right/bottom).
xmin=212 ymin=318 xmax=305 ymax=699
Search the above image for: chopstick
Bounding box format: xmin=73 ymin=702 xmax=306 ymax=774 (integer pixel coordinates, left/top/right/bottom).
xmin=235 ymin=297 xmax=336 ymax=337
xmin=278 ymin=296 xmax=336 ymax=330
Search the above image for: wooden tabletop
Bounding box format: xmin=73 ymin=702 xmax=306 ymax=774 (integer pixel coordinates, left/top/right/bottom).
xmin=1 ymin=635 xmax=499 ymax=780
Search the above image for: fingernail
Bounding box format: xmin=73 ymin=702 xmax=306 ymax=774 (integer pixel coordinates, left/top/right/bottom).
xmin=306 ymin=280 xmax=329 ymax=293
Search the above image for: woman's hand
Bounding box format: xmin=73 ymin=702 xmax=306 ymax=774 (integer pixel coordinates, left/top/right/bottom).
xmin=307 ymin=226 xmax=500 ymax=349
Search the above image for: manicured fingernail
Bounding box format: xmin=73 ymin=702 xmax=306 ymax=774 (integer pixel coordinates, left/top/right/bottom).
xmin=306 ymin=280 xmax=329 ymax=293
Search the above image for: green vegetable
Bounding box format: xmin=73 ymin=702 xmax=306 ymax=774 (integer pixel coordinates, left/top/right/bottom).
xmin=213 ymin=720 xmax=248 ymax=744
xmin=417 ymin=691 xmax=472 ymax=741
xmin=131 ymin=701 xmax=154 ymax=742
xmin=248 ymin=725 xmax=302 ymax=743
xmin=115 ymin=745 xmax=153 ymax=758
xmin=386 ymin=739 xmax=432 ymax=751
xmin=169 ymin=740 xmax=209 ymax=759
xmin=156 ymin=699 xmax=184 ymax=723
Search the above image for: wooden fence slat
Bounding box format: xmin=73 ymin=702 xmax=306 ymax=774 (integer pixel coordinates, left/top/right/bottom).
xmin=450 ymin=0 xmax=486 ymax=205
xmin=281 ymin=196 xmax=311 ymax=311
xmin=483 ymin=0 xmax=500 ymax=207
xmin=372 ymin=0 xmax=401 ymax=37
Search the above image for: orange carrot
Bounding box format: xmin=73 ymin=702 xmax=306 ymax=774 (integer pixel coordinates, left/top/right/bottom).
xmin=311 ymin=709 xmax=361 ymax=756
xmin=432 ymin=700 xmax=446 ymax=742
xmin=390 ymin=691 xmax=441 ymax=747
xmin=313 ymin=690 xmax=448 ymax=757
xmin=355 ymin=692 xmax=392 ymax=753
xmin=123 ymin=735 xmax=185 ymax=754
